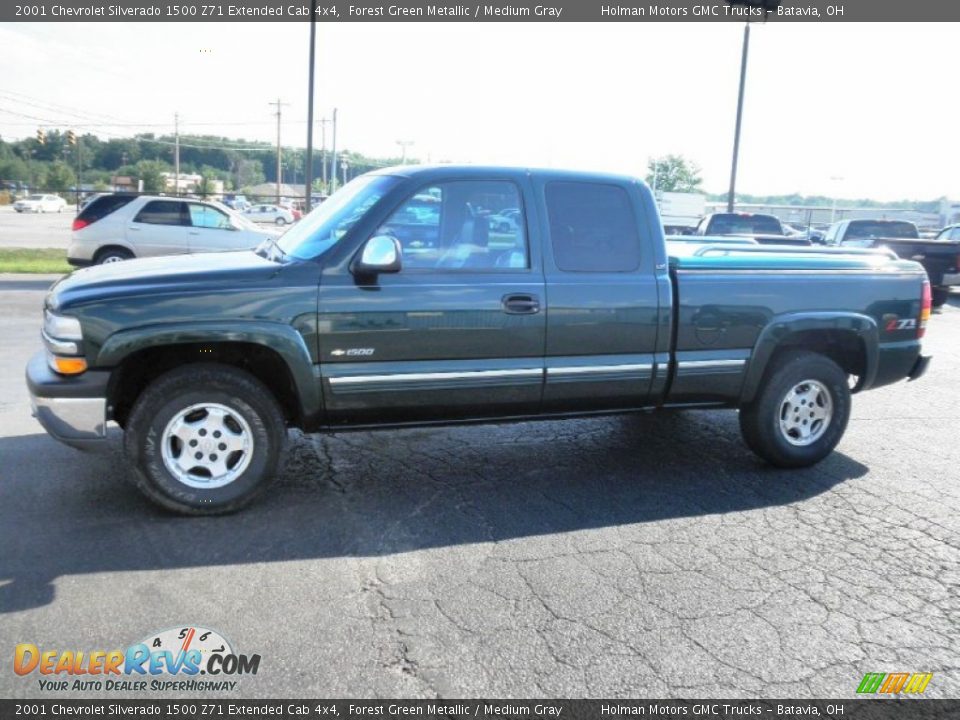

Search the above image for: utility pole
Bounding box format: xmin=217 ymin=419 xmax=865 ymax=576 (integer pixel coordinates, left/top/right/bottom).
xmin=76 ymin=136 xmax=82 ymax=210
xmin=727 ymin=23 xmax=750 ymax=213
xmin=341 ymin=159 xmax=349 ymax=186
xmin=174 ymin=112 xmax=180 ymax=197
xmin=304 ymin=1 xmax=317 ymax=212
xmin=329 ymin=108 xmax=338 ymax=191
xmin=320 ymin=118 xmax=329 ymax=191
xmin=269 ymin=98 xmax=289 ymax=204
xmin=396 ymin=140 xmax=413 ymax=164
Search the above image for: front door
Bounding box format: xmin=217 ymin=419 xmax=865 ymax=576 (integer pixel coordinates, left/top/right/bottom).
xmin=186 ymin=202 xmax=249 ymax=252
xmin=318 ymin=177 xmax=546 ymax=425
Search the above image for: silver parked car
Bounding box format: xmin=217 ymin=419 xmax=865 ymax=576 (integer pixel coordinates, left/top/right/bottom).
xmin=67 ymin=194 xmax=281 ymax=266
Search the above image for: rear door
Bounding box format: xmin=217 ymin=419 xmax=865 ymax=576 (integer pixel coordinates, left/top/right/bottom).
xmin=127 ymin=200 xmax=190 ymax=257
xmin=318 ymin=176 xmax=546 ymax=425
xmin=537 ymin=179 xmax=662 ymax=411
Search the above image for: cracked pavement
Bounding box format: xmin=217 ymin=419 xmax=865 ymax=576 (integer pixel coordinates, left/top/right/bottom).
xmin=1 ymin=278 xmax=958 ymax=699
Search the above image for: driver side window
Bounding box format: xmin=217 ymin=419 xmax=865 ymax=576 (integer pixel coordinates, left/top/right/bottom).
xmin=377 ymin=180 xmax=528 ymax=271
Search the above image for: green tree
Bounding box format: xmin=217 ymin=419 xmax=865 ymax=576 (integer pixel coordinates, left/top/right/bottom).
xmin=646 ymin=154 xmax=703 ymax=193
xmin=136 ymin=160 xmax=167 ymax=193
xmin=196 ymin=172 xmax=216 ymax=197
xmin=43 ymin=161 xmax=76 ymax=192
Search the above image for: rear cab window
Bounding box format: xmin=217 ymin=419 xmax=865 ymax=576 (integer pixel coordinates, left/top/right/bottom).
xmin=545 ymin=181 xmax=640 ymax=272
xmin=844 ymin=221 xmax=919 ymax=240
xmin=706 ymin=213 xmax=783 ymax=235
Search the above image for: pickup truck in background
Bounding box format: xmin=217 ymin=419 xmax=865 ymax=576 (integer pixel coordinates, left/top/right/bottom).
xmin=695 ymin=212 xmax=812 ymax=246
xmin=825 ymin=219 xmax=960 ymax=306
xmin=27 ymin=166 xmax=932 ymax=514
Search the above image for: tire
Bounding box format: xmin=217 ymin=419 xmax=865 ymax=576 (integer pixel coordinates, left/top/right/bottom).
xmin=739 ymin=351 xmax=851 ymax=468
xmin=124 ymin=364 xmax=287 ymax=515
xmin=94 ymin=247 xmax=134 ymax=264
xmin=275 ymin=217 xmax=287 ymax=226
xmin=932 ymin=287 xmax=950 ymax=308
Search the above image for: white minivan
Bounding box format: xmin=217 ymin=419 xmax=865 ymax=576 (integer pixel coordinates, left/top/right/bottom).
xmin=67 ymin=195 xmax=282 ymax=265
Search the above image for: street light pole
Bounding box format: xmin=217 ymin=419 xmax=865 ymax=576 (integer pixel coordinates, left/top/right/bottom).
xmin=304 ymin=0 xmax=317 ymax=212
xmin=727 ymin=22 xmax=750 ymax=213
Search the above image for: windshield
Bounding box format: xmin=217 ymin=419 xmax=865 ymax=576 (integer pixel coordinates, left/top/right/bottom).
xmin=277 ymin=175 xmax=400 ymax=260
xmin=845 ymin=221 xmax=919 ymax=240
xmin=707 ymin=214 xmax=783 ymax=235
xmin=27 ymin=195 xmax=44 ymax=201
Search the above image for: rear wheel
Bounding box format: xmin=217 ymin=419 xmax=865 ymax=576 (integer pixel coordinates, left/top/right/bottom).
xmin=275 ymin=216 xmax=287 ymax=226
xmin=932 ymin=287 xmax=950 ymax=308
xmin=94 ymin=247 xmax=133 ymax=264
xmin=124 ymin=364 xmax=287 ymax=515
xmin=739 ymin=351 xmax=850 ymax=468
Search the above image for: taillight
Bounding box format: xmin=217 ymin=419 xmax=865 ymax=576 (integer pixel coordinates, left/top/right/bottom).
xmin=72 ymin=218 xmax=89 ymax=231
xmin=918 ymin=280 xmax=931 ymax=339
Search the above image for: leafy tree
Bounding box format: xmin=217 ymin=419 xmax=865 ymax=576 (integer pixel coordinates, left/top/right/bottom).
xmin=135 ymin=160 xmax=168 ymax=193
xmin=646 ymin=154 xmax=703 ymax=193
xmin=196 ymin=172 xmax=216 ymax=197
xmin=43 ymin=161 xmax=75 ymax=192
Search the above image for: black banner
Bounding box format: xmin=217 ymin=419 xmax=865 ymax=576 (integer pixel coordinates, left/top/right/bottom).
xmin=1 ymin=700 xmax=959 ymax=720
xmin=4 ymin=0 xmax=960 ymax=23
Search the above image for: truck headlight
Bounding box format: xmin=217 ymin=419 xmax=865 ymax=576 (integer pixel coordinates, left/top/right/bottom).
xmin=43 ymin=311 xmax=87 ymax=374
xmin=44 ymin=310 xmax=83 ymax=341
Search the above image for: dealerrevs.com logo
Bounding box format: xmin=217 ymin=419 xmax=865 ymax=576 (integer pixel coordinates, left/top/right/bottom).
xmin=14 ymin=626 xmax=261 ymax=693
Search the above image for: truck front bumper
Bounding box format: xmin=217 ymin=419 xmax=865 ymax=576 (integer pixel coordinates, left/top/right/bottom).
xmin=25 ymin=351 xmax=110 ymax=449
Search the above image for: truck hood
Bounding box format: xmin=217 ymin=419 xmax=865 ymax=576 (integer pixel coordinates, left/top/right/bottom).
xmin=47 ymin=250 xmax=283 ymax=312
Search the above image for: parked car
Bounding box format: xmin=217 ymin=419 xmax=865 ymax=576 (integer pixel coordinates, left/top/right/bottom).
xmin=825 ymin=219 xmax=960 ymax=306
xmin=27 ymin=166 xmax=932 ymax=514
xmin=244 ymin=204 xmax=296 ymax=226
xmin=695 ymin=212 xmax=811 ymax=246
xmin=487 ymin=209 xmax=521 ymax=232
xmin=66 ymin=194 xmax=280 ymax=266
xmin=14 ymin=194 xmax=68 ymax=213
xmin=221 ymin=194 xmax=251 ymax=212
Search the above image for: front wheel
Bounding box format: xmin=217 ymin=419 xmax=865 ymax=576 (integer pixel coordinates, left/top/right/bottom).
xmin=739 ymin=351 xmax=851 ymax=468
xmin=275 ymin=217 xmax=287 ymax=226
xmin=124 ymin=364 xmax=287 ymax=514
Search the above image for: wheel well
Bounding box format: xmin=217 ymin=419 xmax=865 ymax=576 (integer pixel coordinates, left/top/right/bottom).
xmin=94 ymin=245 xmax=133 ymax=262
xmin=107 ymin=342 xmax=302 ymax=428
xmin=769 ymin=329 xmax=867 ymax=387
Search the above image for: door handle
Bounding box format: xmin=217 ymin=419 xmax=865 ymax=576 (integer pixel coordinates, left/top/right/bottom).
xmin=128 ymin=226 xmax=140 ymax=232
xmin=502 ymin=293 xmax=540 ymax=314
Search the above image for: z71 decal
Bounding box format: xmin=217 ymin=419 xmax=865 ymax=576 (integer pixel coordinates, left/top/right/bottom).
xmin=885 ymin=318 xmax=917 ymax=331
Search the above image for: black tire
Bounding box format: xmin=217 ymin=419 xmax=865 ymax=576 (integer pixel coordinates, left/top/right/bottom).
xmin=275 ymin=217 xmax=287 ymax=226
xmin=124 ymin=364 xmax=287 ymax=515
xmin=94 ymin=247 xmax=134 ymax=264
xmin=739 ymin=351 xmax=851 ymax=468
xmin=932 ymin=287 xmax=950 ymax=308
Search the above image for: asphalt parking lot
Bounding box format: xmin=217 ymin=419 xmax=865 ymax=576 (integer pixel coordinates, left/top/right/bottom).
xmin=0 ymin=204 xmax=76 ymax=250
xmin=1 ymin=276 xmax=958 ymax=699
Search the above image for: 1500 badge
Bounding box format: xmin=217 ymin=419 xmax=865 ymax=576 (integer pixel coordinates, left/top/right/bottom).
xmin=330 ymin=348 xmax=375 ymax=357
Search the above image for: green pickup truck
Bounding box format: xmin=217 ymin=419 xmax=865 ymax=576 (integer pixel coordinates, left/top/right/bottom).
xmin=27 ymin=166 xmax=933 ymax=514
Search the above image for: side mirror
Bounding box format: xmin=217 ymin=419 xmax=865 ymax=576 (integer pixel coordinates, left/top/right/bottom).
xmin=353 ymin=235 xmax=402 ymax=276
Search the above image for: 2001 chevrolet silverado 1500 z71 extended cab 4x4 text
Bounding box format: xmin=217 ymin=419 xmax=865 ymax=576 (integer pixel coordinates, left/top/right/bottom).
xmin=27 ymin=166 xmax=933 ymax=514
